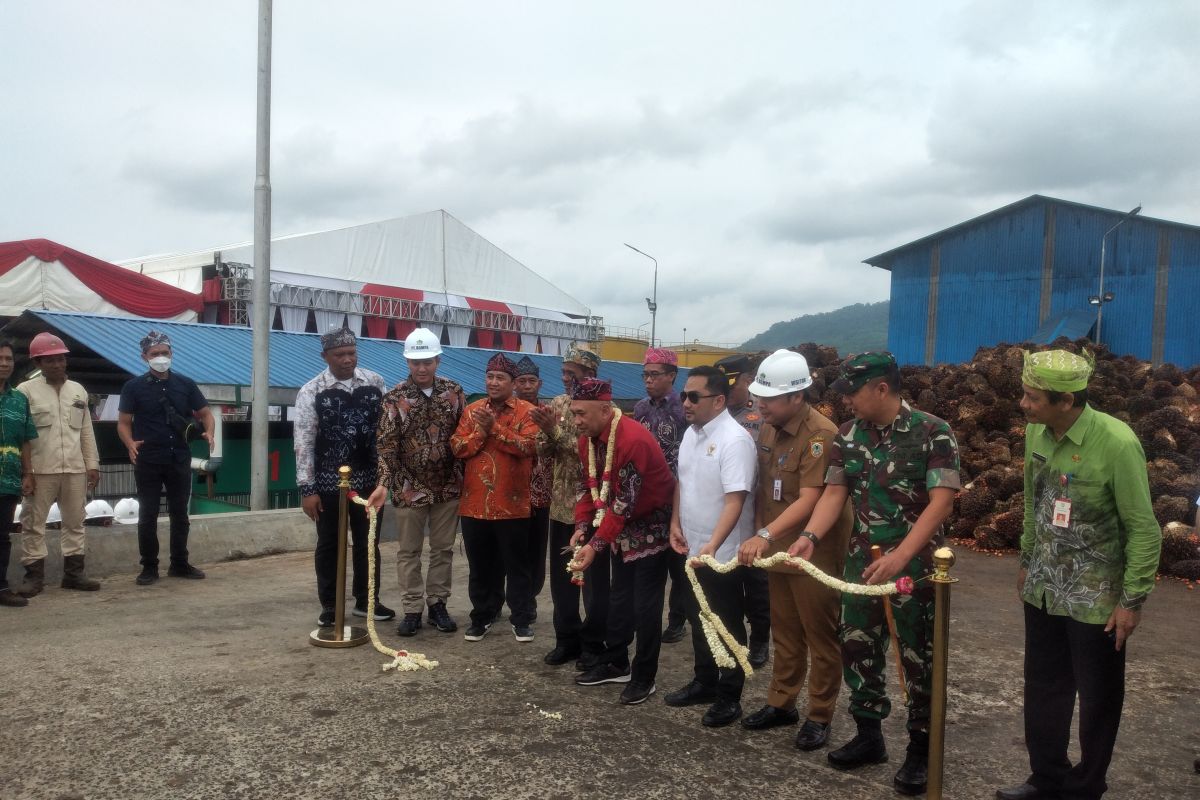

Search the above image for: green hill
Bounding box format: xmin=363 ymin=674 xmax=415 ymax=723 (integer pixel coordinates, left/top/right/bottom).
xmin=741 ymin=300 xmax=889 ymax=354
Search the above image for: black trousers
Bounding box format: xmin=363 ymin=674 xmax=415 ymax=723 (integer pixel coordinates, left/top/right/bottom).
xmin=529 ymin=506 xmax=550 ymax=600
xmin=685 ymin=564 xmax=748 ymax=702
xmin=135 ymin=459 xmax=193 ymax=569
xmin=743 ymin=566 xmax=771 ymax=646
xmin=548 ymin=519 xmax=583 ymax=648
xmin=1023 ymin=600 xmax=1126 ymax=800
xmin=0 ymin=493 xmax=18 ymax=592
xmin=666 ymin=548 xmax=687 ymax=627
xmin=461 ymin=516 xmax=535 ymax=627
xmin=602 ymin=548 xmax=668 ymax=684
xmin=581 ymin=536 xmax=611 ymax=656
xmin=314 ymin=493 xmax=381 ymax=607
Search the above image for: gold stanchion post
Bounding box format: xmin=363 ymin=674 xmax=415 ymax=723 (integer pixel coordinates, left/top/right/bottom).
xmin=927 ymin=546 xmax=957 ymax=799
xmin=309 ymin=466 xmax=370 ymax=648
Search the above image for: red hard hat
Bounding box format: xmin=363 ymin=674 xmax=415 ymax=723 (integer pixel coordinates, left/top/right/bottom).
xmin=29 ymin=332 xmax=70 ymax=358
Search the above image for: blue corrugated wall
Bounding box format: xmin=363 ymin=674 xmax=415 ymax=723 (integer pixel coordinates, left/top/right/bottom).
xmin=887 ymin=249 xmax=931 ymax=364
xmin=1165 ymin=233 xmax=1200 ymax=366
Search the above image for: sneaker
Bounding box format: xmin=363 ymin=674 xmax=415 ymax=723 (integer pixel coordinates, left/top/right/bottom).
xmin=661 ymin=622 xmax=687 ymax=643
xmin=619 ymin=681 xmax=656 ymax=705
xmin=427 ymin=601 xmax=458 ymax=633
xmin=575 ymin=663 xmax=632 ymax=686
xmin=396 ymin=613 xmax=422 ymax=637
xmin=575 ymin=651 xmax=602 ymax=672
xmin=512 ymin=624 xmax=534 ymax=642
xmin=317 ymin=607 xmax=335 ymax=627
xmin=353 ymin=600 xmax=396 ymax=621
xmin=136 ymin=568 xmax=159 ymax=586
xmin=167 ymin=564 xmax=205 ymax=579
xmin=463 ymin=621 xmax=493 ymax=641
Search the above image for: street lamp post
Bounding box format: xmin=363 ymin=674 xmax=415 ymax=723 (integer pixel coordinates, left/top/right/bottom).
xmin=624 ymin=243 xmax=658 ymax=347
xmin=1092 ymin=204 xmax=1141 ymax=345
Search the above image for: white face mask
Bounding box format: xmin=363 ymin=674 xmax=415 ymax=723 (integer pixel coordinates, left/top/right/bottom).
xmin=148 ymin=356 xmax=172 ymax=373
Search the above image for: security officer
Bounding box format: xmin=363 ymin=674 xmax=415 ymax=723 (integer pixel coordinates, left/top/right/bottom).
xmin=786 ymin=352 xmax=960 ymax=796
xmin=737 ymin=350 xmax=853 ymax=751
xmin=714 ymin=352 xmax=770 ymax=667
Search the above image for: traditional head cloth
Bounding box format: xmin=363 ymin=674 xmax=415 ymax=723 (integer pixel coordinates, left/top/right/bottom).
xmin=643 ymin=347 xmax=678 ymax=367
xmin=830 ymin=351 xmax=897 ymax=394
xmin=562 ymin=342 xmax=601 ymax=372
xmin=1021 ymin=349 xmax=1094 ymax=393
xmin=320 ymin=325 xmax=357 ymax=352
xmin=486 ymin=352 xmax=518 ymax=377
xmin=571 ymin=378 xmax=612 ymax=401
xmin=514 ymin=355 xmax=540 ymax=378
xmin=140 ymin=330 xmax=172 ymax=353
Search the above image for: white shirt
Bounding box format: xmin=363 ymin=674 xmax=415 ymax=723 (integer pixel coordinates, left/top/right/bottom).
xmin=677 ymin=408 xmax=758 ymax=560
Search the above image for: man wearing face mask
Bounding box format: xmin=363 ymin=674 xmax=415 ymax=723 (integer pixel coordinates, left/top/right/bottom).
xmin=117 ymin=331 xmax=215 ymax=586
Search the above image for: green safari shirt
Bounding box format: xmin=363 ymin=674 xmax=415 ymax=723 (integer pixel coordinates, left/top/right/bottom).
xmin=0 ymin=384 xmax=37 ymax=496
xmin=1021 ymin=404 xmax=1161 ymax=624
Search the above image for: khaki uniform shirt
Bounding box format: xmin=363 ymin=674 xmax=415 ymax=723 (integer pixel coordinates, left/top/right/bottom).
xmin=756 ymin=404 xmax=852 ymax=575
xmin=17 ymin=377 xmax=99 ymax=474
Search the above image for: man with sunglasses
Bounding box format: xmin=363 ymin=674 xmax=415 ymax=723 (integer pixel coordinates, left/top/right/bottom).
xmin=666 ymin=365 xmax=758 ymax=727
xmin=632 ymin=347 xmax=689 ymax=644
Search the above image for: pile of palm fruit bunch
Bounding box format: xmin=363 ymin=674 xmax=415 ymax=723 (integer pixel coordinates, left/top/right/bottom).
xmin=750 ymin=339 xmax=1200 ymax=576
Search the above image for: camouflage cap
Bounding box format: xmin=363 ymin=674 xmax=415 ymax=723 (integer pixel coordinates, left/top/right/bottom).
xmin=830 ymin=351 xmax=897 ymax=394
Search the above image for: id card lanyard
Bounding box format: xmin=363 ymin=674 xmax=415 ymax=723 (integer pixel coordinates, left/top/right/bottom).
xmin=1052 ymin=473 xmax=1072 ymax=528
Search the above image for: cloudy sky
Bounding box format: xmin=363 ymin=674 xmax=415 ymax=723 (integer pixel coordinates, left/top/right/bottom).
xmin=3 ymin=1 xmax=1198 ymax=346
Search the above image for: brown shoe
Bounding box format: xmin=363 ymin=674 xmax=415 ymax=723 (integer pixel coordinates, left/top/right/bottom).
xmin=62 ymin=555 xmax=101 ymax=591
xmin=0 ymin=588 xmax=29 ymax=607
xmin=17 ymin=559 xmax=45 ymax=598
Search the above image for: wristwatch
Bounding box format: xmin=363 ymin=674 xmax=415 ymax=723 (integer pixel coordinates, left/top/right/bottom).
xmin=756 ymin=527 xmax=772 ymax=542
xmin=799 ymin=531 xmax=820 ymax=546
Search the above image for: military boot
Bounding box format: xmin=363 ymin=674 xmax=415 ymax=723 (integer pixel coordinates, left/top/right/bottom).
xmin=828 ymin=715 xmax=888 ymax=770
xmin=893 ymin=729 xmax=929 ymax=795
xmin=17 ymin=559 xmax=45 ymax=598
xmin=61 ymin=555 xmax=101 ymax=591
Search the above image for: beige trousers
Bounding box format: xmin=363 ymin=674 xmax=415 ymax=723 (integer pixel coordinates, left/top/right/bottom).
xmin=21 ymin=472 xmax=87 ymax=563
xmin=765 ymin=570 xmax=844 ymax=723
xmin=394 ymin=499 xmax=459 ymax=614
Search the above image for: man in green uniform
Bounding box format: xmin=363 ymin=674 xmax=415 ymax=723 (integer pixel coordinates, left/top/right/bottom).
xmin=0 ymin=338 xmax=37 ymax=608
xmin=996 ymin=350 xmax=1161 ymax=800
xmin=787 ymin=352 xmax=959 ymax=796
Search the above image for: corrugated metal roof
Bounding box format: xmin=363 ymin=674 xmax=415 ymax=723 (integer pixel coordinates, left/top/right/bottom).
xmin=26 ymin=310 xmax=662 ymax=401
xmin=1029 ymin=310 xmax=1095 ymax=344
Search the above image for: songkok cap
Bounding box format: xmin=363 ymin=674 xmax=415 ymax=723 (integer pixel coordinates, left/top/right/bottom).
xmin=486 ymin=352 xmax=518 ymax=377
xmin=643 ymin=347 xmax=678 ymax=367
xmin=1022 ymin=349 xmax=1094 ymax=393
xmin=571 ymin=378 xmax=612 ymax=401
xmin=140 ymin=330 xmax=172 ymax=353
xmin=830 ymin=352 xmax=897 ymax=394
xmin=562 ymin=342 xmax=601 ymax=372
xmin=514 ymin=356 xmax=539 ymax=378
xmin=320 ymin=325 xmax=356 ymax=352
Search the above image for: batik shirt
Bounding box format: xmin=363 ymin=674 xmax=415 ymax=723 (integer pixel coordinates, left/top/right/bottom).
xmin=1021 ymin=404 xmax=1161 ymax=624
xmin=537 ymin=394 xmax=585 ymax=525
xmin=376 ymin=376 xmax=466 ymax=507
xmin=0 ymin=385 xmax=36 ymax=496
xmin=825 ymin=401 xmax=961 ymax=576
xmin=632 ymin=392 xmax=686 ymax=475
xmin=575 ymin=414 xmax=675 ymax=563
xmin=451 ymin=396 xmax=538 ymax=520
xmin=294 ymin=367 xmax=385 ymax=495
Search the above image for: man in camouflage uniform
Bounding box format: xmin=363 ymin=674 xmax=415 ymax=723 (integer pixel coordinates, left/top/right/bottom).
xmin=787 ymin=352 xmax=960 ymax=796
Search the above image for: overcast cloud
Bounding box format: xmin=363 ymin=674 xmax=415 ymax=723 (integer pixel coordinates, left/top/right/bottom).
xmin=2 ymin=1 xmax=1197 ymax=346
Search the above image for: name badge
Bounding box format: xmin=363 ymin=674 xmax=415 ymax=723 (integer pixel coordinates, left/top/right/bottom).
xmin=773 ymin=479 xmax=782 ymax=501
xmin=1052 ymin=498 xmax=1072 ymax=528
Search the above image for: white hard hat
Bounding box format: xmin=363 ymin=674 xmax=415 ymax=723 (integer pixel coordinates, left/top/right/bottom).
xmin=403 ymin=327 xmax=443 ymax=360
xmin=46 ymin=503 xmax=62 ymax=525
xmin=85 ymin=499 xmax=115 ymax=520
xmin=749 ymin=349 xmax=813 ymax=398
xmin=114 ymin=498 xmax=140 ymax=525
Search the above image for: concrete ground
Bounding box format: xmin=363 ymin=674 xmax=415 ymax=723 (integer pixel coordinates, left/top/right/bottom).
xmin=2 ymin=543 xmax=1197 ymax=800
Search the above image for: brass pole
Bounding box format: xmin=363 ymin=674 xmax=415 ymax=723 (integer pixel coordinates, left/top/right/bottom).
xmin=309 ymin=466 xmax=369 ymax=647
xmin=927 ymin=546 xmax=957 ymax=800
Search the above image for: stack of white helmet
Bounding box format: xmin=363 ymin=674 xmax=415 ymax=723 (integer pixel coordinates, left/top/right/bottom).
xmin=113 ymin=498 xmax=140 ymax=525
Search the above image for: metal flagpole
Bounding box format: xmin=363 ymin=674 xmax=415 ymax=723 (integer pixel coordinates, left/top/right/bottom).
xmin=250 ymin=0 xmax=273 ymax=510
xmin=927 ymin=546 xmax=958 ymax=799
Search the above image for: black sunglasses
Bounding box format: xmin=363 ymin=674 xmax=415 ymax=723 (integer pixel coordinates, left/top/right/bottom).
xmin=679 ymin=390 xmax=719 ymax=404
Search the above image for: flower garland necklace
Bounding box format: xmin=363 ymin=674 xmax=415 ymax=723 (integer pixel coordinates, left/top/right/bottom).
xmin=586 ymin=408 xmax=622 ymax=527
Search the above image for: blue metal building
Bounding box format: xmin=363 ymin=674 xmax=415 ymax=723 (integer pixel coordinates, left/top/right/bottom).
xmin=864 ymin=195 xmax=1200 ymax=367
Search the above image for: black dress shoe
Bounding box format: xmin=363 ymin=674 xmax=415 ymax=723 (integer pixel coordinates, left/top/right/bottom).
xmin=661 ymin=622 xmax=687 ymax=643
xmin=995 ymin=784 xmax=1059 ymax=800
xmin=664 ymin=680 xmax=718 ymax=707
xmin=702 ymin=699 xmax=742 ymax=727
xmin=828 ymin=730 xmax=888 ymax=770
xmin=748 ymin=641 xmax=769 ymax=668
xmin=741 ymin=705 xmax=800 ymax=731
xmin=543 ymin=645 xmax=582 ymax=666
xmin=135 ymin=568 xmax=159 ymax=586
xmin=794 ymin=719 xmax=831 ymax=751
xmin=167 ymin=564 xmax=205 ymax=579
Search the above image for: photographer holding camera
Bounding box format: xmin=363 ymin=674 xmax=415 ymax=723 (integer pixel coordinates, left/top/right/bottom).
xmin=117 ymin=331 xmax=214 ymax=586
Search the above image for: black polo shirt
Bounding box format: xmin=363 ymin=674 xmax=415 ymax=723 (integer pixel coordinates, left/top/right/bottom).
xmin=118 ymin=371 xmax=209 ymax=465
